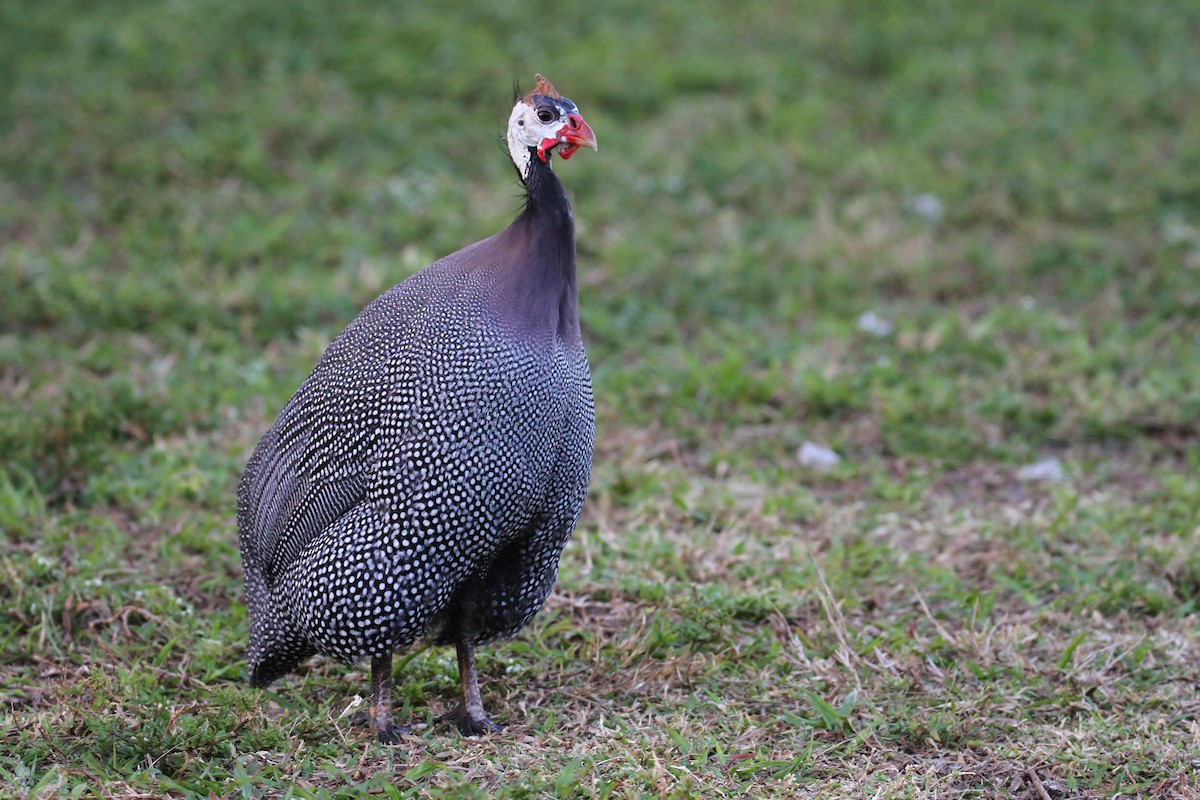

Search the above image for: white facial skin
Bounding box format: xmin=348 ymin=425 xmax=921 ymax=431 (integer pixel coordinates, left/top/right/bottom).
xmin=506 ymin=98 xmax=571 ymax=180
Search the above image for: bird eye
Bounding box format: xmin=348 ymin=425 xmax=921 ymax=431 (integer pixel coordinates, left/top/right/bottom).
xmin=536 ymin=107 xmax=557 ymax=124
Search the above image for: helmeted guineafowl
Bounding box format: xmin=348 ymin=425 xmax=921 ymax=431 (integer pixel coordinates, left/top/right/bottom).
xmin=237 ymin=74 xmax=597 ymax=743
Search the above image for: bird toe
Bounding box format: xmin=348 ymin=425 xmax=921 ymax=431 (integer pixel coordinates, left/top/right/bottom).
xmin=377 ymin=723 xmax=413 ymax=745
xmin=348 ymin=709 xmax=412 ymax=743
xmin=438 ymin=704 xmax=504 ymax=737
xmin=460 ymin=715 xmax=503 ymax=737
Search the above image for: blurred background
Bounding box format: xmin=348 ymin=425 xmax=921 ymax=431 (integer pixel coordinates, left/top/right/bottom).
xmin=3 ymin=1 xmax=1198 ymax=495
xmin=2 ymin=1 xmax=1198 ymax=796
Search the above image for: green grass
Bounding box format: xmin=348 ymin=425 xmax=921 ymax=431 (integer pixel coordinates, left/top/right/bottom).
xmin=3 ymin=0 xmax=1200 ymax=797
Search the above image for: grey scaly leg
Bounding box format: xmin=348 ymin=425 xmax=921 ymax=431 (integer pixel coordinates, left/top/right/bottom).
xmin=368 ymin=653 xmax=411 ymax=744
xmin=439 ymin=637 xmax=503 ymax=736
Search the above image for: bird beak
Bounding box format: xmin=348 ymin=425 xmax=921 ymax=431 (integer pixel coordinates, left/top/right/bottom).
xmin=553 ymin=113 xmax=597 ymax=160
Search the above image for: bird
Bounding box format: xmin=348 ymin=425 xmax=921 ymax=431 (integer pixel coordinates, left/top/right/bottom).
xmin=237 ymin=74 xmax=597 ymax=743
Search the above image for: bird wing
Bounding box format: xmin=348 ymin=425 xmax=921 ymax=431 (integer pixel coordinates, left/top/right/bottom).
xmin=238 ymin=287 xmax=418 ymax=584
xmin=238 ymin=247 xmax=514 ymax=586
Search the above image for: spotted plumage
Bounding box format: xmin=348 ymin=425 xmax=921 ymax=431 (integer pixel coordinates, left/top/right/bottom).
xmin=238 ymin=74 xmax=597 ymax=741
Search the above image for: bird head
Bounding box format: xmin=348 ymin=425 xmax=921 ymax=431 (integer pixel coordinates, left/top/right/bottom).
xmin=507 ymin=74 xmax=597 ymax=178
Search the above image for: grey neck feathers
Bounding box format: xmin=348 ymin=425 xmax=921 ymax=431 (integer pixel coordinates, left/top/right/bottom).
xmin=502 ymin=149 xmax=579 ymax=343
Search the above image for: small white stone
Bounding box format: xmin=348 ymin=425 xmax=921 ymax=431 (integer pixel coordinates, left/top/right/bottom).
xmin=857 ymin=311 xmax=894 ymax=337
xmin=1017 ymin=457 xmax=1065 ymax=482
xmin=906 ymin=193 xmax=944 ymax=223
xmin=798 ymin=441 xmax=841 ymax=472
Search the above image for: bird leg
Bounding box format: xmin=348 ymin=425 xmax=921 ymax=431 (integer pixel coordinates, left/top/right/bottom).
xmin=438 ymin=637 xmax=503 ymax=736
xmin=364 ymin=653 xmax=411 ymax=744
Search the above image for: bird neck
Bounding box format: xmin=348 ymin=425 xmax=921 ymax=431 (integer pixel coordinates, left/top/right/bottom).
xmin=520 ymin=149 xmax=573 ymax=240
xmin=509 ymin=149 xmax=579 ymax=341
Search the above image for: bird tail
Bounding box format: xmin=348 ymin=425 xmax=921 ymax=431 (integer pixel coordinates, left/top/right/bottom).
xmin=244 ymin=561 xmax=314 ymax=688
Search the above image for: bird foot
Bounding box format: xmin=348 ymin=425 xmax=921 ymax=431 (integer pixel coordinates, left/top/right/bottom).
xmin=375 ymin=722 xmax=413 ymax=745
xmin=438 ymin=703 xmax=504 ymax=737
xmin=349 ymin=710 xmax=413 ymax=745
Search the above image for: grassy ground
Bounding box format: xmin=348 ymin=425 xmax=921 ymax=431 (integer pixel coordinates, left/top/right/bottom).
xmin=3 ymin=0 xmax=1199 ymax=797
